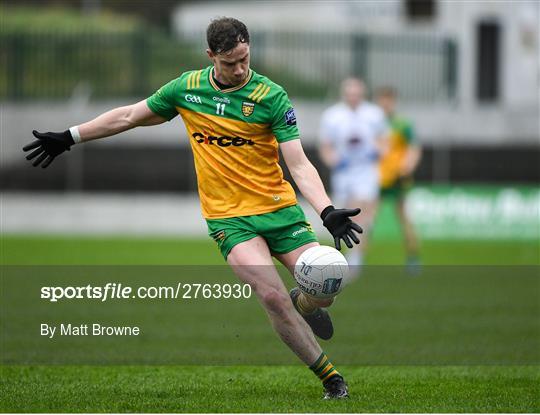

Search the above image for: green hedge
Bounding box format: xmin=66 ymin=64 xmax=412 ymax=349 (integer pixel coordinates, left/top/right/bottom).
xmin=1 ymin=6 xmax=140 ymax=34
xmin=1 ymin=7 xmax=207 ymax=99
xmin=0 ymin=7 xmax=330 ymax=100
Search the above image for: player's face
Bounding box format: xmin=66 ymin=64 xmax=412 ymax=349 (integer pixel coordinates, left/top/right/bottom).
xmin=377 ymin=95 xmax=396 ymax=115
xmin=208 ymin=42 xmax=250 ymax=86
xmin=341 ymin=79 xmax=365 ymax=109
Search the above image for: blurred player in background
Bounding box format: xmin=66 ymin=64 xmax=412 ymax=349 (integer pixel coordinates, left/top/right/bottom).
xmin=23 ymin=17 xmax=361 ymax=399
xmin=319 ymin=78 xmax=389 ymax=269
xmin=376 ymin=87 xmax=422 ymax=270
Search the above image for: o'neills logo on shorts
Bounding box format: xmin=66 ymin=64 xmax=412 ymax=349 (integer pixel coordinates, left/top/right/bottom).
xmin=292 ymin=223 xmax=314 ymax=237
xmin=292 ymin=227 xmax=309 ymax=237
xmin=192 ymin=132 xmax=255 ymax=147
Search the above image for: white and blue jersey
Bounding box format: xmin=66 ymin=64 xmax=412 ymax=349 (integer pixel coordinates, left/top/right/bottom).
xmin=320 ymin=101 xmax=388 ymax=202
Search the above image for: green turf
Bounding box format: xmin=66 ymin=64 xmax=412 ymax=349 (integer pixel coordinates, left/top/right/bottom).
xmin=3 ymin=265 xmax=538 ymax=366
xmin=1 ymin=235 xmax=538 ymax=265
xmin=1 ymin=235 xmax=539 ymax=412
xmin=1 ymin=365 xmax=538 ymax=413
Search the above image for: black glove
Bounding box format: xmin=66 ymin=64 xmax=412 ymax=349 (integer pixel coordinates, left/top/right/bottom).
xmin=23 ymin=130 xmax=75 ymax=168
xmin=321 ymin=205 xmax=363 ymax=250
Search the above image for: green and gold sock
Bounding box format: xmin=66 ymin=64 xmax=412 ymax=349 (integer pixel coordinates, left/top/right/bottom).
xmin=297 ymin=292 xmax=317 ymax=315
xmin=310 ymin=352 xmax=340 ymax=383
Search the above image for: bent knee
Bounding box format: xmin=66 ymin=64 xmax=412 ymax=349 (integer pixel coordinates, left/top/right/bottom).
xmin=260 ymin=288 xmax=293 ymax=317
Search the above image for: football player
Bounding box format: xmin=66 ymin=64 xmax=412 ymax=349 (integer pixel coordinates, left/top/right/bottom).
xmin=376 ymin=86 xmax=422 ymax=271
xmin=23 ymin=17 xmax=362 ymax=399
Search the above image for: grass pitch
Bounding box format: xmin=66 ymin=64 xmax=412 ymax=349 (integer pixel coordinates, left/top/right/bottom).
xmin=1 ymin=365 xmax=538 ymax=413
xmin=2 ymin=235 xmax=538 ymax=265
xmin=1 ymin=235 xmax=539 ymax=412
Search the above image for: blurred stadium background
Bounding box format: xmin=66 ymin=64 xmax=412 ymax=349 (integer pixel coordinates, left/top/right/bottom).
xmin=1 ymin=2 xmax=539 ymax=412
xmin=1 ymin=0 xmax=539 ymax=264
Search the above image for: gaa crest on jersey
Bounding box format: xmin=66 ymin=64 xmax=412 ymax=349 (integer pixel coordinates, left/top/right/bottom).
xmin=241 ymin=102 xmax=255 ymax=117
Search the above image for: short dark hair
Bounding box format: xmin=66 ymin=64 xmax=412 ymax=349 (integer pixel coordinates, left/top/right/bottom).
xmin=207 ymin=17 xmax=250 ymax=54
xmin=375 ymin=86 xmax=398 ymax=98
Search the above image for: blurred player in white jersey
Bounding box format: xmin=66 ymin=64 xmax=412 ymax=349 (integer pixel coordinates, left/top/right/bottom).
xmin=319 ymin=78 xmax=389 ymax=268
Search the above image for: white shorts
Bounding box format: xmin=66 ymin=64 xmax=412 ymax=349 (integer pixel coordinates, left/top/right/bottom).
xmin=331 ymin=166 xmax=380 ymax=206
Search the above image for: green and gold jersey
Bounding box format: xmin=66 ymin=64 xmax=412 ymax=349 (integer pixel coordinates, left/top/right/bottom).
xmin=147 ymin=66 xmax=300 ymax=219
xmin=380 ymin=115 xmax=416 ymax=188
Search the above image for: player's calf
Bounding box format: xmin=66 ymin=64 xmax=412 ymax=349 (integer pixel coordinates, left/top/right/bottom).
xmin=260 ymin=287 xmax=295 ymax=320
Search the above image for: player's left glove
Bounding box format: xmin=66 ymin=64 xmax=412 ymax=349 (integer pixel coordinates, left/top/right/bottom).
xmin=321 ymin=205 xmax=363 ymax=251
xmin=23 ymin=130 xmax=75 ymax=168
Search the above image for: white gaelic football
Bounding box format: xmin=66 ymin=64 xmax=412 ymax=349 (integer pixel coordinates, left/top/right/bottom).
xmin=293 ymin=245 xmax=350 ymax=299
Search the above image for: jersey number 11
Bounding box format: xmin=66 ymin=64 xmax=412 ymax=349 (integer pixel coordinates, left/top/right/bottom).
xmin=216 ymin=103 xmax=226 ymax=115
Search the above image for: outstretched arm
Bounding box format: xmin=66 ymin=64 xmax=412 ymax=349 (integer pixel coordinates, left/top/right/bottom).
xmin=280 ymin=139 xmax=362 ymax=250
xmin=23 ymin=100 xmax=167 ymax=168
xmin=76 ymin=99 xmax=167 ymax=143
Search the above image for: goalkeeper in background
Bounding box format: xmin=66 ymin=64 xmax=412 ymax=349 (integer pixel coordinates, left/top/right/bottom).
xmin=376 ymin=87 xmax=422 ymax=270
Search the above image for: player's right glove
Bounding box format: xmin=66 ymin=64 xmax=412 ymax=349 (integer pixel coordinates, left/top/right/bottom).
xmin=23 ymin=130 xmax=75 ymax=168
xmin=321 ymin=205 xmax=363 ymax=251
